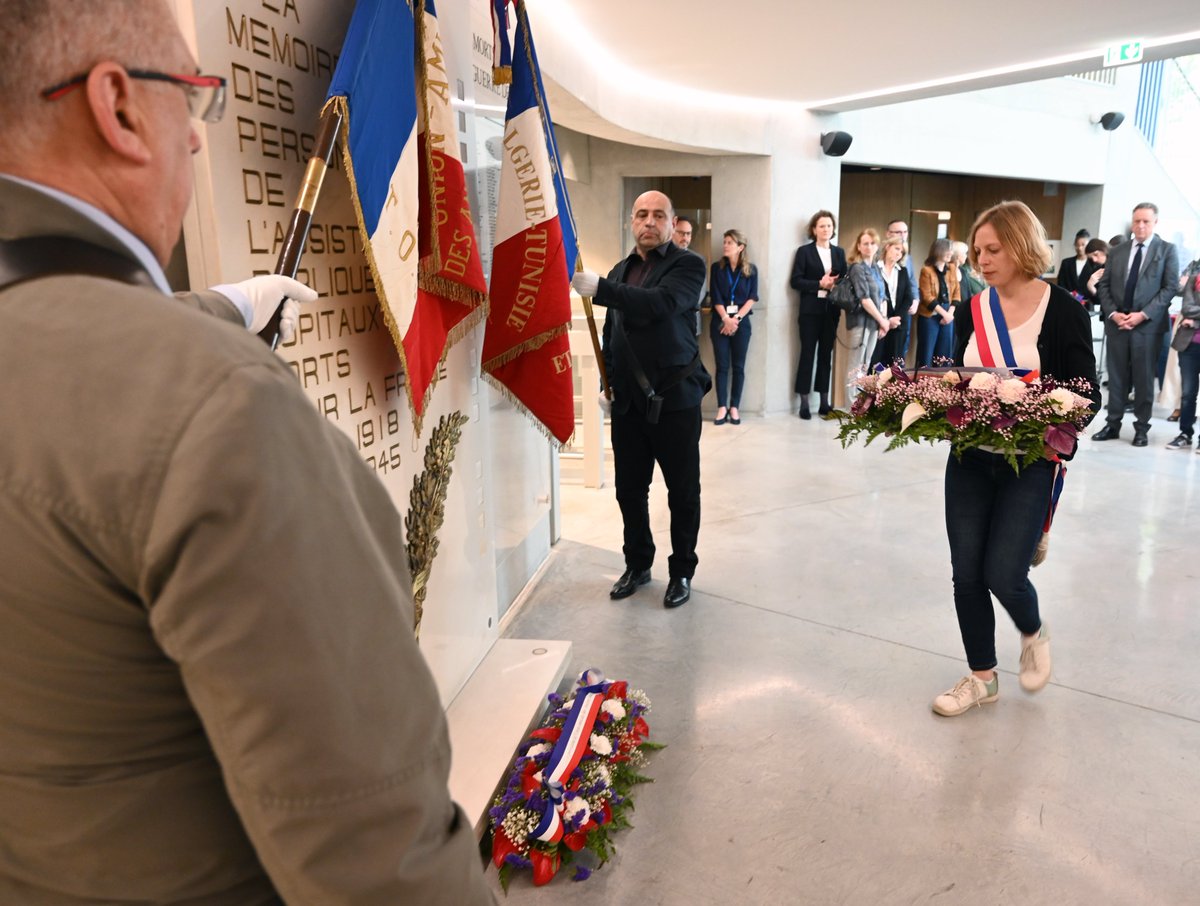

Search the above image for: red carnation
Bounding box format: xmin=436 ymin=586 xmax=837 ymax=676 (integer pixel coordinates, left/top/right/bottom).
xmin=605 ymin=681 xmax=628 ymax=700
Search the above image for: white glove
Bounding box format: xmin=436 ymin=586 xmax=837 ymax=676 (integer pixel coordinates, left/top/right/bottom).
xmin=211 ymin=274 xmax=318 ymax=344
xmin=598 ymin=391 xmax=612 ymax=416
xmin=571 ymin=271 xmax=600 ymax=298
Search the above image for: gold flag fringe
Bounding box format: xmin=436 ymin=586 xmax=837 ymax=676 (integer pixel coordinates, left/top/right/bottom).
xmin=480 ymin=322 xmax=568 ymax=373
xmin=405 ymin=410 xmax=469 ymax=641
xmin=481 ymin=372 xmax=573 ymax=449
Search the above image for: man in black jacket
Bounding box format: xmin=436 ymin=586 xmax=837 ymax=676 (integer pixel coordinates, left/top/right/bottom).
xmin=572 ymin=191 xmax=709 ymax=608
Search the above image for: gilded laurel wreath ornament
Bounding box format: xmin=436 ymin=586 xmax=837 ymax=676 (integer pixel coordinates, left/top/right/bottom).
xmin=405 ymin=410 xmax=469 ymax=641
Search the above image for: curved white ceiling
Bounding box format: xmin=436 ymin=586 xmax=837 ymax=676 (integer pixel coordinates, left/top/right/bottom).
xmin=527 ymin=0 xmax=1200 ymax=111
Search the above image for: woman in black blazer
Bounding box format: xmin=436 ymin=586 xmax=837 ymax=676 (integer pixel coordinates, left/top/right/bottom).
xmin=790 ymin=210 xmax=846 ymax=418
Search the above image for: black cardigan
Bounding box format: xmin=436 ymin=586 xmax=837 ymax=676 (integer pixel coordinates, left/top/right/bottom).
xmin=953 ymin=284 xmax=1101 ymax=454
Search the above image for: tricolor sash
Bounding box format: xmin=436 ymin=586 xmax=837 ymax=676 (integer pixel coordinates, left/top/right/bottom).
xmin=529 ymin=670 xmax=608 ymax=844
xmin=970 ymin=288 xmax=1017 ymax=369
xmin=970 ymin=288 xmax=1065 ymax=532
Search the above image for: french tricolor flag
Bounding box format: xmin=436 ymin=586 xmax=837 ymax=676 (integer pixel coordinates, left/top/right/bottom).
xmin=324 ymin=0 xmax=423 ymax=424
xmin=483 ymin=0 xmax=577 ymax=445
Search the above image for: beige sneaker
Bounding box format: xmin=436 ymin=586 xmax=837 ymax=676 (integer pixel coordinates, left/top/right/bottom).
xmin=932 ymin=674 xmax=999 ymax=717
xmin=1019 ymin=625 xmax=1052 ymax=692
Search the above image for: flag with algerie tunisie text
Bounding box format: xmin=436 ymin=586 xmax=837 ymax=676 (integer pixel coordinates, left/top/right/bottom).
xmin=326 ymin=0 xmax=487 ymax=435
xmin=483 ymin=0 xmax=578 ymax=446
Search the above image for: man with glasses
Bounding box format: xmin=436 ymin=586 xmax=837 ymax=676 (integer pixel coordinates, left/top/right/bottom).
xmin=884 ymin=218 xmax=919 ymax=363
xmin=0 ymin=2 xmax=492 ymax=903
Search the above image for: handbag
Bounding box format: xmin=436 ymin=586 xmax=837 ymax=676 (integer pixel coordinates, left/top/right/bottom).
xmin=828 ymin=274 xmax=860 ymax=314
xmin=1171 ymin=315 xmax=1198 ymax=352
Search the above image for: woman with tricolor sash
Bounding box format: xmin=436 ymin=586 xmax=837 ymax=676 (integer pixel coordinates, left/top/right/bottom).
xmin=931 ymin=201 xmax=1100 ymax=718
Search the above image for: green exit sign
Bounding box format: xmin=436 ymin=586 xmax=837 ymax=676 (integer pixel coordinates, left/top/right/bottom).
xmin=1104 ymin=41 xmax=1144 ymax=67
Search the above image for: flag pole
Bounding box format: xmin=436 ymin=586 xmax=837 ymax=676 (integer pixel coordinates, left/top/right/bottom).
xmin=256 ymin=104 xmax=345 ymax=348
xmin=508 ymin=0 xmax=609 ymax=398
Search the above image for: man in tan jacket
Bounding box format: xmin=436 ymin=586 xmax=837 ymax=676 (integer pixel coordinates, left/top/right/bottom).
xmin=0 ymin=1 xmax=492 ymax=903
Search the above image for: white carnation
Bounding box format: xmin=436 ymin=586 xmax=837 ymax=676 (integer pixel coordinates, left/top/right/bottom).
xmin=589 ymin=734 xmax=613 ymax=756
xmin=968 ymin=371 xmax=998 ymax=390
xmin=997 ymin=378 xmax=1028 ymax=403
xmin=562 ymin=796 xmax=591 ymax=825
xmin=942 ymin=370 xmax=962 ymax=384
xmin=525 ymin=743 xmax=551 ymax=759
xmin=1047 ymin=387 xmax=1077 ymax=414
xmin=601 ymin=700 xmax=626 ymax=721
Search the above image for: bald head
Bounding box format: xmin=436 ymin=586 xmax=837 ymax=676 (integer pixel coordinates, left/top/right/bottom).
xmin=630 ymin=191 xmax=676 ymax=258
xmin=0 ymin=0 xmax=180 ymax=158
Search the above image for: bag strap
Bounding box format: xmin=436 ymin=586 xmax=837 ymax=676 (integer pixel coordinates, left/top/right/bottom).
xmin=0 ymin=236 xmax=157 ymax=293
xmin=611 ymin=309 xmax=701 ymax=397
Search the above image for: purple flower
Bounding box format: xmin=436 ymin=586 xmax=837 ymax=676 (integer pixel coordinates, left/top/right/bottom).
xmin=850 ymin=393 xmax=874 ymax=417
xmin=1045 ymin=423 xmax=1078 ymax=455
xmin=991 ymin=414 xmax=1017 ymax=431
xmin=946 ymin=405 xmax=967 ymax=427
xmin=505 ymin=853 xmax=533 ymax=870
xmin=573 ymin=866 xmax=593 ymax=882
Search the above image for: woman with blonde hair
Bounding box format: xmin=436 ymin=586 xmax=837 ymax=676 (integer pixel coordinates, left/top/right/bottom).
xmin=709 ymin=229 xmax=758 ymax=425
xmin=842 ymin=228 xmax=891 ymax=403
xmin=873 ymin=236 xmax=912 ymax=366
xmin=931 ymin=201 xmax=1100 ymax=717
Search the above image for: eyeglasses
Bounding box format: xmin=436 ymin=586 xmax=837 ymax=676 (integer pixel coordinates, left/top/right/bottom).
xmin=42 ymin=69 xmax=227 ymax=123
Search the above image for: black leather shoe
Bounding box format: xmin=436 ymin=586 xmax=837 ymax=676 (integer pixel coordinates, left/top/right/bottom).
xmin=1132 ymin=430 xmax=1149 ymax=447
xmin=798 ymin=407 xmax=811 ymax=420
xmin=817 ymin=404 xmax=832 ymax=417
xmin=663 ymin=577 xmax=691 ymax=608
xmin=1092 ymin=424 xmax=1121 ymax=441
xmin=610 ymin=568 xmax=651 ymax=599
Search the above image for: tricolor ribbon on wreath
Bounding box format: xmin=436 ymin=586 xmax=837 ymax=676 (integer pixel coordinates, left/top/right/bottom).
xmin=528 ymin=670 xmax=611 ymax=845
xmin=970 ymin=288 xmax=1066 ymax=533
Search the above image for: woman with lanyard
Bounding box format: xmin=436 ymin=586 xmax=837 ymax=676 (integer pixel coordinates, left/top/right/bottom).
xmin=710 ymin=229 xmax=758 ymax=425
xmin=916 ymin=238 xmax=960 ymax=366
xmin=873 ymin=236 xmax=912 ymax=367
xmin=842 ymin=228 xmax=893 ymax=404
xmin=932 ymin=201 xmax=1099 ymax=717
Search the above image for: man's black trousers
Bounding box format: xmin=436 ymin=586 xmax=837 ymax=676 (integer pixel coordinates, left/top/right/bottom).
xmin=611 ymin=404 xmax=701 ymax=580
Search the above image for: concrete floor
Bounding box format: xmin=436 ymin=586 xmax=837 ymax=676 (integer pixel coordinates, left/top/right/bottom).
xmin=489 ymin=409 xmax=1200 ymax=905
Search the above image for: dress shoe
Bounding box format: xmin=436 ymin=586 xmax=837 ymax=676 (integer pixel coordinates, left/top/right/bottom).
xmin=663 ymin=577 xmax=690 ymax=608
xmin=1132 ymin=430 xmax=1149 ymax=447
xmin=714 ymin=415 xmax=728 ymax=426
xmin=1167 ymin=409 xmax=1181 ymax=423
xmin=798 ymin=407 xmax=811 ymax=420
xmin=1092 ymin=424 xmax=1121 ymax=441
xmin=817 ymin=404 xmax=832 ymax=417
xmin=610 ymin=568 xmax=651 ymax=599
xmin=729 ymin=409 xmax=741 ymax=425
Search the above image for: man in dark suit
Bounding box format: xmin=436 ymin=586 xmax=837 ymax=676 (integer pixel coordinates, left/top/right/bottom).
xmin=1093 ymin=202 xmax=1180 ymax=446
xmin=572 ymin=191 xmax=709 ymax=608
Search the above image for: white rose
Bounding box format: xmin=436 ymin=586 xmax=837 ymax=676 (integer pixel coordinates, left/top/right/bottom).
xmin=1047 ymin=387 xmax=1076 ymax=414
xmin=877 ymin=369 xmax=894 ymax=386
xmin=526 ymin=743 xmax=551 ymax=758
xmin=997 ymin=378 xmax=1028 ymax=404
xmin=968 ymin=371 xmax=998 ymax=390
xmin=589 ymin=734 xmax=613 ymax=756
xmin=942 ymin=370 xmax=962 ymax=384
xmin=601 ymin=700 xmax=626 ymax=721
xmin=900 ymin=401 xmax=927 ymax=432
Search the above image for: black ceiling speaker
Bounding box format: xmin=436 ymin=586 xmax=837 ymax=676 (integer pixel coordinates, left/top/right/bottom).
xmin=1098 ymin=111 xmax=1125 ymax=131
xmin=820 ymin=131 xmax=853 ymax=156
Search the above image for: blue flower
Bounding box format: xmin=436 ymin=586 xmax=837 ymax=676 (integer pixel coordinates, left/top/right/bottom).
xmin=573 ymin=866 xmax=593 ymax=882
xmin=504 ymin=853 xmax=532 ymax=870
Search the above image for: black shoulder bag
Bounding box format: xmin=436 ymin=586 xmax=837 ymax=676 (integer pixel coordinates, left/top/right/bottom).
xmin=611 ymin=309 xmax=701 ymax=424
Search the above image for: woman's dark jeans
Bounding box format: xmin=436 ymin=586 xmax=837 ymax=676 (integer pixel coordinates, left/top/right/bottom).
xmin=1178 ymin=341 xmax=1200 ymax=437
xmin=917 ymin=314 xmax=954 ymax=366
xmin=711 ymin=316 xmax=752 ymax=408
xmin=945 ymin=449 xmax=1054 ymax=671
